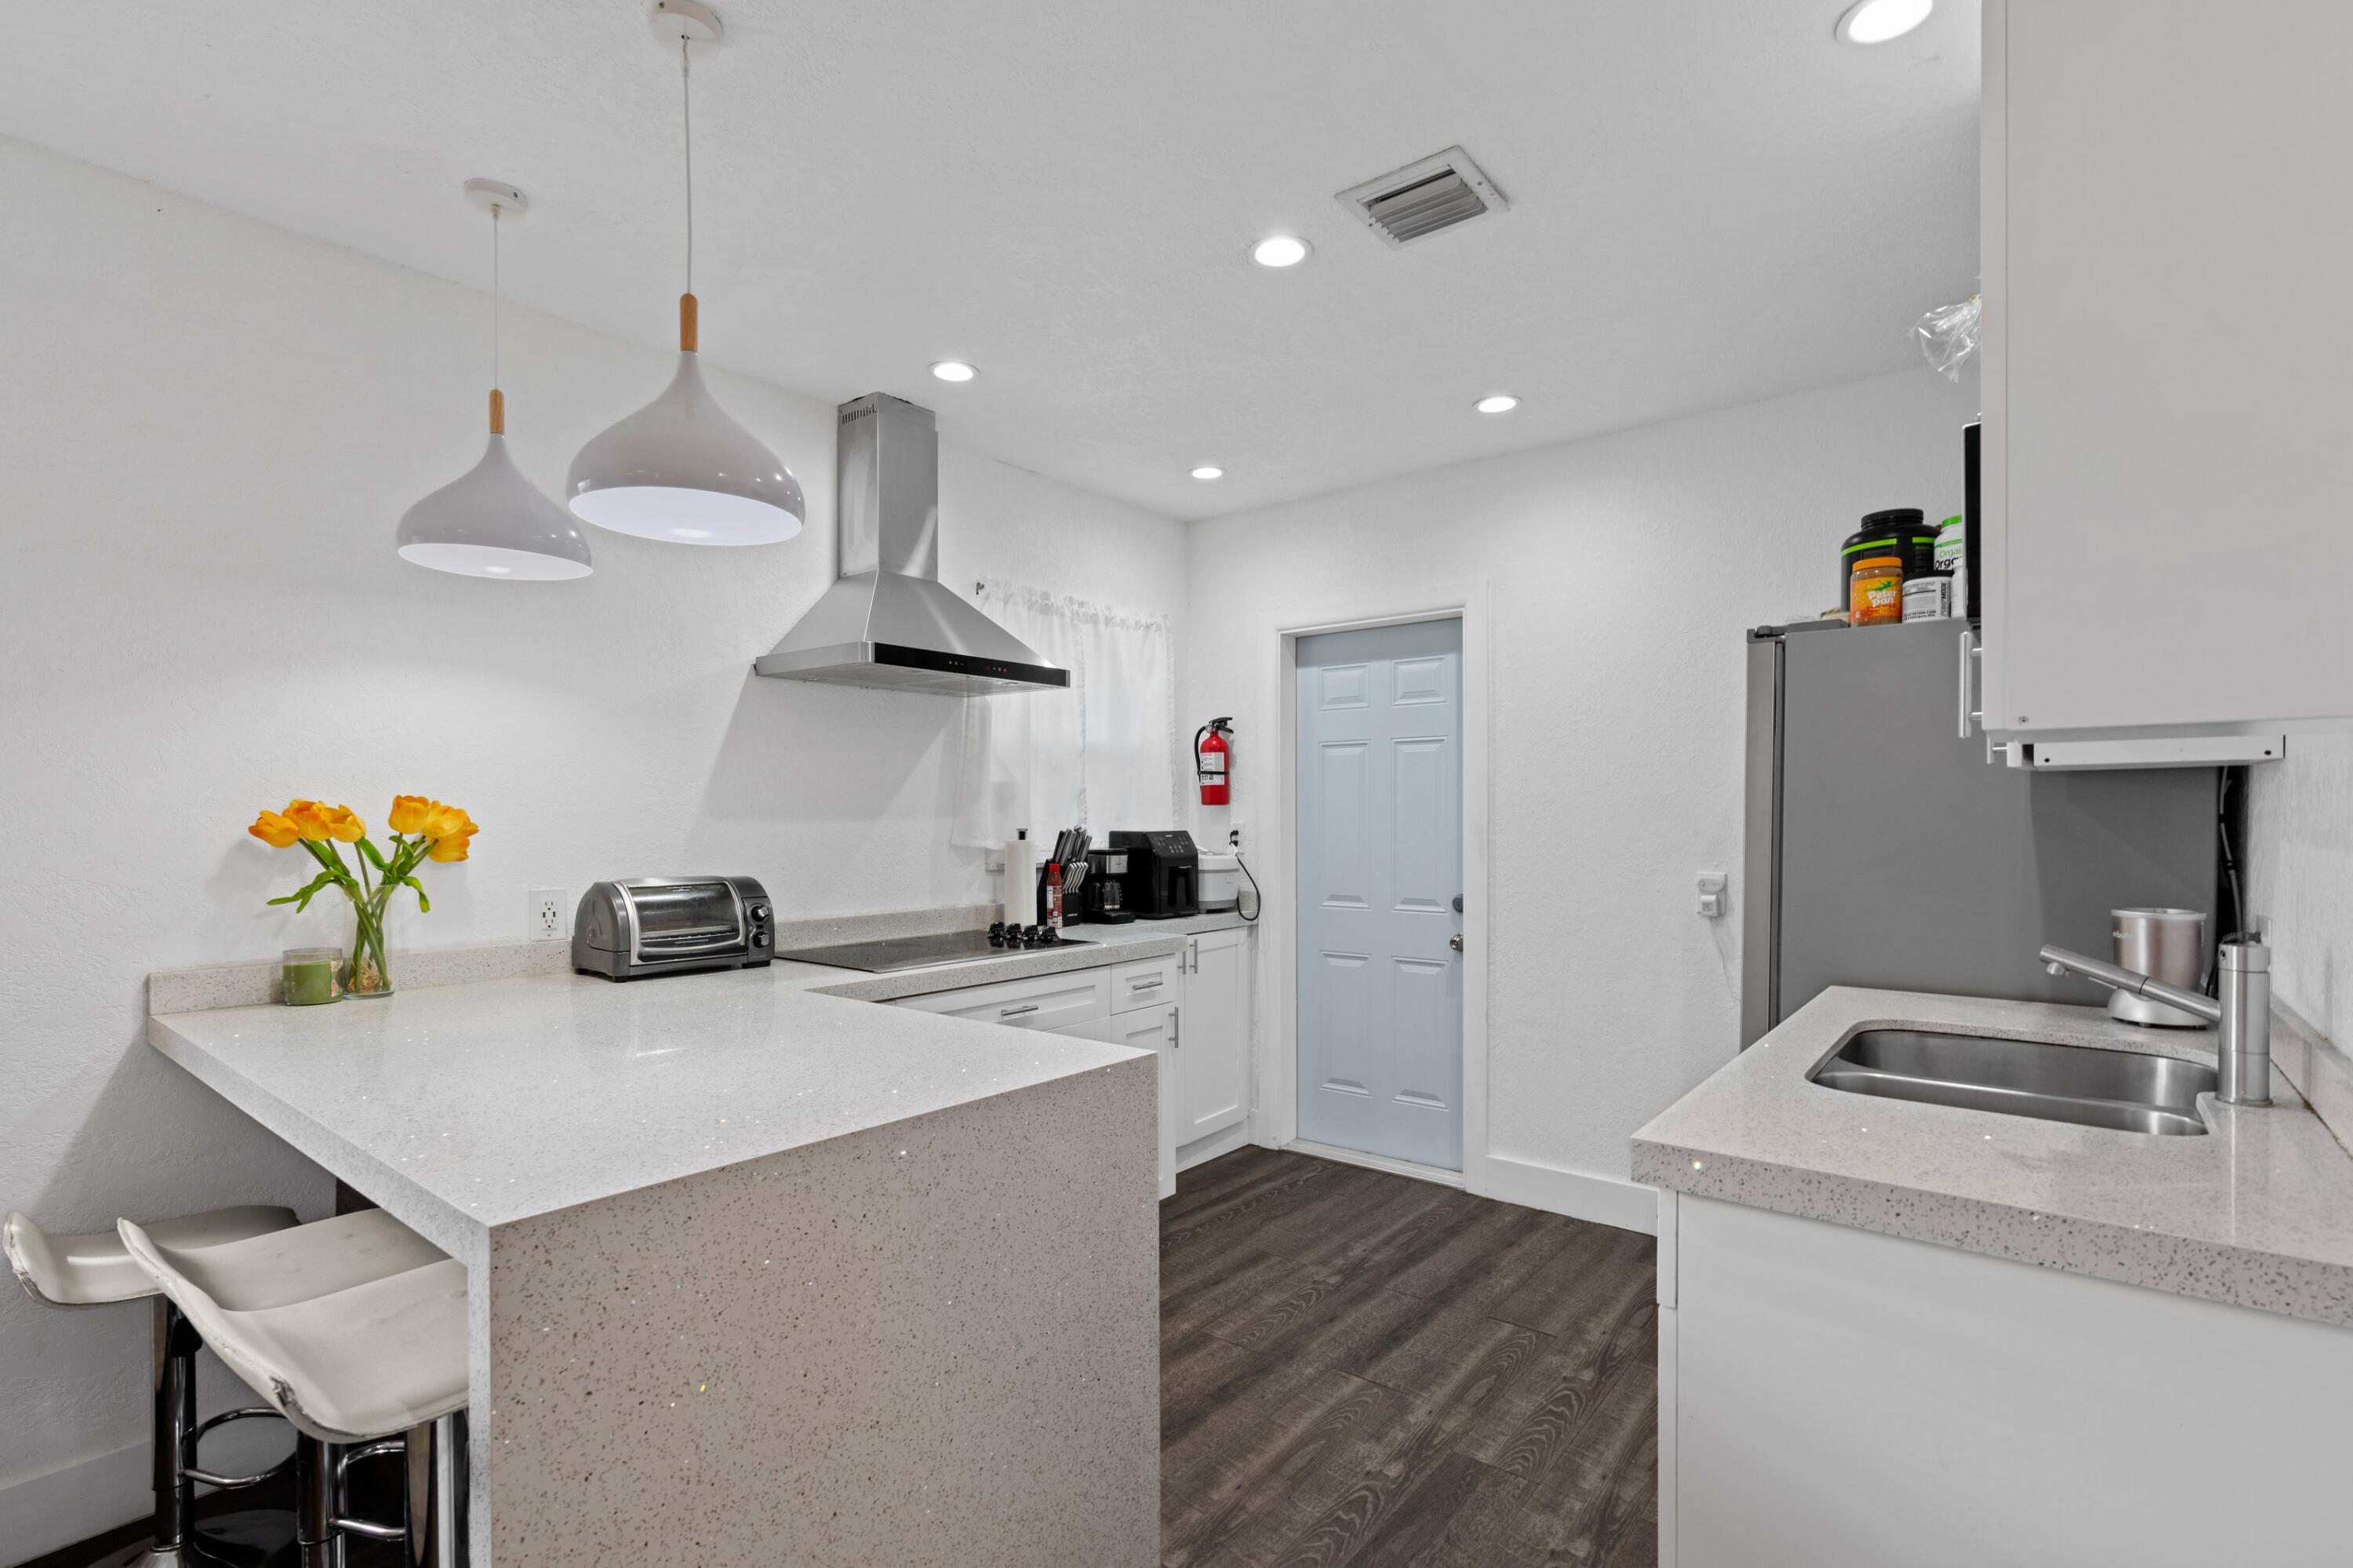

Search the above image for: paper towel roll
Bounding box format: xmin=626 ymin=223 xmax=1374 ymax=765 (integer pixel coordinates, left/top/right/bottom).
xmin=1001 ymin=830 xmax=1032 ymax=928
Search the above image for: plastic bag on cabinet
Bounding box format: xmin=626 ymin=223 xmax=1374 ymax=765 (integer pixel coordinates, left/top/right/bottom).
xmin=1915 ymin=293 xmax=1981 ymax=380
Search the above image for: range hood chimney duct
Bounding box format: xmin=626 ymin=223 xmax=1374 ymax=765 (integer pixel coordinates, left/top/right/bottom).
xmin=753 ymin=393 xmax=1067 ymax=695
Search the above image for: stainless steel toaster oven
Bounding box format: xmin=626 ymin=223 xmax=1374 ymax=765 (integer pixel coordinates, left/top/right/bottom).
xmin=572 ymin=876 xmax=773 ymax=980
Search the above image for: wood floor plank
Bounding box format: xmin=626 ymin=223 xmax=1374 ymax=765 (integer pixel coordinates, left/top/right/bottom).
xmin=1275 ymin=1178 xmax=1473 ymax=1283
xmin=1271 ymin=1450 xmax=1501 ymax=1568
xmin=1166 ymin=1246 xmax=1321 ymax=1342
xmin=1162 ymin=1152 xmax=1357 ymax=1257
xmin=1486 ymin=1223 xmax=1658 ymax=1338
xmin=1162 ymin=1150 xmax=1658 ymax=1568
xmin=1162 ymin=1332 xmax=1377 ymax=1505
xmin=1164 ymin=1374 xmax=1409 ymax=1568
xmin=1353 ymin=1197 xmax=1584 ymax=1313
xmin=1451 ymin=1284 xmax=1656 ymax=1475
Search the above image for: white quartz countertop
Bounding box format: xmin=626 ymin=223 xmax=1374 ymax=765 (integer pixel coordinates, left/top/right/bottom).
xmin=1632 ymin=988 xmax=2353 ymax=1326
xmin=147 ymin=911 xmax=1254 ymax=1261
xmin=149 ymin=967 xmax=1150 ymax=1253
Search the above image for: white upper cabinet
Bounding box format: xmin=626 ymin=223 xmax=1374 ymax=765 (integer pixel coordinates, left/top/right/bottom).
xmin=1981 ymin=0 xmax=2353 ymax=742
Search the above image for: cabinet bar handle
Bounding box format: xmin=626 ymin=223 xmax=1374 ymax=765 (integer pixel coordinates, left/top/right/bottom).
xmin=1957 ymin=628 xmax=1976 ymax=739
xmin=999 ymin=1003 xmax=1038 ymax=1017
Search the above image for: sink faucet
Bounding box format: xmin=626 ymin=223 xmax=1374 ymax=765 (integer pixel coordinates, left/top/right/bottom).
xmin=2038 ymin=940 xmax=2272 ymax=1107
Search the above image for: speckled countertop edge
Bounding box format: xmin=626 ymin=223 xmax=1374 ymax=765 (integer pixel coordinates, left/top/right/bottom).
xmin=144 ymin=911 xmax=1254 ymax=1243
xmin=1633 ymin=987 xmax=2353 ymax=1327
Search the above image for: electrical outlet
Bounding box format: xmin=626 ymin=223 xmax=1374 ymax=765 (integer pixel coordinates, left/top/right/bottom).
xmin=1228 ymin=820 xmax=1249 ymax=850
xmin=530 ymin=888 xmax=568 ymax=940
xmin=1696 ymin=872 xmax=1728 ymax=920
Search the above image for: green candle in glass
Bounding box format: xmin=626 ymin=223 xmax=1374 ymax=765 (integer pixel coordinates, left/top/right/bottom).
xmin=282 ymin=947 xmax=344 ymax=1006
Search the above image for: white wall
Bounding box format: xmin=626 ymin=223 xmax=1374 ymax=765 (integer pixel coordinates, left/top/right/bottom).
xmin=2247 ymin=737 xmax=2353 ymax=1047
xmin=1184 ymin=367 xmax=1979 ymax=1210
xmin=0 ymin=136 xmax=1184 ymax=1559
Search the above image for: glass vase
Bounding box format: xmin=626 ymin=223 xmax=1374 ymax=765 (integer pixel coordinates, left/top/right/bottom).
xmin=347 ymin=899 xmax=395 ymax=998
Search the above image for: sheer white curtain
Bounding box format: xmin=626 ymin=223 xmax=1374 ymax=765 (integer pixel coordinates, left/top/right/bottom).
xmin=951 ymin=579 xmax=1177 ymax=850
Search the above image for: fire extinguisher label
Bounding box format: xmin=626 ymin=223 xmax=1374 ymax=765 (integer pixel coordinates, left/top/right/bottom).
xmin=1200 ymin=755 xmax=1226 ymax=775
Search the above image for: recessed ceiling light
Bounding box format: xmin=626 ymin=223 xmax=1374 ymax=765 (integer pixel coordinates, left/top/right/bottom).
xmin=1249 ymin=236 xmax=1310 ymax=268
xmin=1475 ymin=394 xmax=1519 ymax=415
xmin=1835 ymin=0 xmax=1932 ymax=45
xmin=930 ymin=360 xmax=976 ymax=383
xmin=1191 ymin=466 xmax=1224 ymax=480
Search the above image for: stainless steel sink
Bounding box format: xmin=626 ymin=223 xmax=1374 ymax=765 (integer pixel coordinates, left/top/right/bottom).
xmin=1813 ymin=1028 xmax=2215 ymax=1137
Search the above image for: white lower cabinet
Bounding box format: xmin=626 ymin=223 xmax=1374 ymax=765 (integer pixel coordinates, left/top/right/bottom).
xmin=1180 ymin=929 xmax=1247 ymax=1145
xmin=1660 ymin=1193 xmax=2353 ymax=1566
xmin=893 ymin=966 xmax=1111 ymax=1033
xmin=1120 ymin=1007 xmax=1180 ymax=1199
xmin=893 ymin=930 xmax=1251 ymax=1202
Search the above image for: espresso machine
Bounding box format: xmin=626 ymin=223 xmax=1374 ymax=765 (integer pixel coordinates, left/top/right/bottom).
xmin=1102 ymin=830 xmax=1200 ymax=919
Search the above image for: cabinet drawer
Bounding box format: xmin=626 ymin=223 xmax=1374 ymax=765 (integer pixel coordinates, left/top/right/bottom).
xmin=1109 ymin=953 xmax=1184 ymax=1014
xmin=893 ymin=966 xmax=1112 ymax=1033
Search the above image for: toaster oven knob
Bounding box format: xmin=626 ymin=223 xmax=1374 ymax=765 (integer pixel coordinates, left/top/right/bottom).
xmin=752 ymin=932 xmax=769 ymax=947
xmin=749 ymin=903 xmax=769 ymax=922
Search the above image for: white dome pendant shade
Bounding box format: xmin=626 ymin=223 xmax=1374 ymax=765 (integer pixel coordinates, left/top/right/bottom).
xmin=397 ymin=181 xmax=593 ymax=580
xmin=398 ymin=396 xmax=595 ymax=579
xmin=565 ymin=294 xmax=803 ymax=544
xmin=567 ymin=1 xmax=803 ymax=548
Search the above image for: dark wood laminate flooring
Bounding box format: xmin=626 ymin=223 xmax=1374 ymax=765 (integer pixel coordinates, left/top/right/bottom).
xmin=1162 ymin=1147 xmax=1658 ymax=1568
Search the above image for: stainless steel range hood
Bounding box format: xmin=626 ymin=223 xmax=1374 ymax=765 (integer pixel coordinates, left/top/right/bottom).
xmin=753 ymin=393 xmax=1068 ymax=696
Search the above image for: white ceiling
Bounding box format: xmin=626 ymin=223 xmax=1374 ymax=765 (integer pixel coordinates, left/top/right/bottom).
xmin=0 ymin=0 xmax=1978 ymax=521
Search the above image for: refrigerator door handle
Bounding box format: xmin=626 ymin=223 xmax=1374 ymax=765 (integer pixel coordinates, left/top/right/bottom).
xmin=1957 ymin=627 xmax=1980 ymax=739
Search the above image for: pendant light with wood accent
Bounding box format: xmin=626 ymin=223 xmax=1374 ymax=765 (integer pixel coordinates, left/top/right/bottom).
xmin=396 ymin=180 xmax=594 ymax=580
xmin=566 ymin=0 xmax=804 ymax=546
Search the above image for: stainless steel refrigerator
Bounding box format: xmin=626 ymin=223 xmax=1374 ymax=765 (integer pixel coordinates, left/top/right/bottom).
xmin=1740 ymin=618 xmax=2219 ymax=1046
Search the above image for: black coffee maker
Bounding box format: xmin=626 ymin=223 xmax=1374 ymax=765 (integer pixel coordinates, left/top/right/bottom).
xmin=1081 ymin=847 xmax=1136 ymax=924
xmin=1104 ymin=830 xmax=1199 ymax=919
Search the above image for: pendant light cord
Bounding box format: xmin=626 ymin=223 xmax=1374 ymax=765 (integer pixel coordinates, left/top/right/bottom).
xmin=487 ymin=200 xmax=506 ymax=435
xmin=680 ymin=35 xmax=694 ymax=296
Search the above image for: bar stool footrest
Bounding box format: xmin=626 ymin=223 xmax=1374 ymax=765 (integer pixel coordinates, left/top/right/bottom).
xmin=184 ymin=1405 xmax=293 ymax=1489
xmin=329 ymin=1513 xmax=411 ymax=1543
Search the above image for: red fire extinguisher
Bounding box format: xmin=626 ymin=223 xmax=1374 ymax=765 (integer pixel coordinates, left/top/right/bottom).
xmin=1195 ymin=718 xmax=1234 ymax=806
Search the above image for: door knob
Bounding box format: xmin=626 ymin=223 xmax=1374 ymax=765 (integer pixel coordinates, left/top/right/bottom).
xmin=1449 ymin=933 xmax=1464 ymax=953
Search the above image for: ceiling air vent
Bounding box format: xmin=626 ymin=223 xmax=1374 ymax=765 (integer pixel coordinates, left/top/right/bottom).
xmin=1336 ymin=146 xmax=1509 ymax=249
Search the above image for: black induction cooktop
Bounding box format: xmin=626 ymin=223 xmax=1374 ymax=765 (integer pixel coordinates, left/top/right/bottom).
xmin=776 ymin=930 xmax=1096 ymax=973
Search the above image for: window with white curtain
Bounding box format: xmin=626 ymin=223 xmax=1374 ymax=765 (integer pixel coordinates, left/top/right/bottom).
xmin=951 ymin=579 xmax=1177 ymax=850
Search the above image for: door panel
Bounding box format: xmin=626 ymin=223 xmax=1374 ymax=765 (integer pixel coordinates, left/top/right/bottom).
xmin=1314 ymin=740 xmax=1372 ymax=907
xmin=1296 ymin=618 xmax=1464 ymax=1171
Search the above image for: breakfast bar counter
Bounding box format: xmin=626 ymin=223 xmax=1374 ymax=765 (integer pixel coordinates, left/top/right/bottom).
xmin=147 ymin=962 xmax=1161 ymax=1567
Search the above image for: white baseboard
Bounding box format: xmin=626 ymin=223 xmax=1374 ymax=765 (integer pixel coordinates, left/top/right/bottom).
xmin=1176 ymin=1122 xmax=1255 ymax=1173
xmin=1283 ymin=1138 xmax=1467 ymax=1189
xmin=1 ymin=1438 xmax=146 ymax=1566
xmin=1475 ymin=1153 xmax=1657 ymax=1235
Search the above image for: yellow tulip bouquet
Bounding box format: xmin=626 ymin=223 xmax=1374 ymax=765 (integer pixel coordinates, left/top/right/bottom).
xmin=247 ymin=795 xmax=478 ymax=997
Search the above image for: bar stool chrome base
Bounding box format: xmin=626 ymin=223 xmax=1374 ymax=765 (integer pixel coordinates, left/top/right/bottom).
xmin=292 ymin=1413 xmax=467 ymax=1568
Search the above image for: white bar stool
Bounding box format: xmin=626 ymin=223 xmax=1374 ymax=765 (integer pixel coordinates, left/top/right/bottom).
xmin=118 ymin=1213 xmax=471 ymax=1568
xmin=6 ymin=1204 xmax=296 ymax=1567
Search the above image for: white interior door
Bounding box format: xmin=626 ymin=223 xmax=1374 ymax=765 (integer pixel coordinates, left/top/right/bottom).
xmin=1295 ymin=619 xmax=1464 ymax=1171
